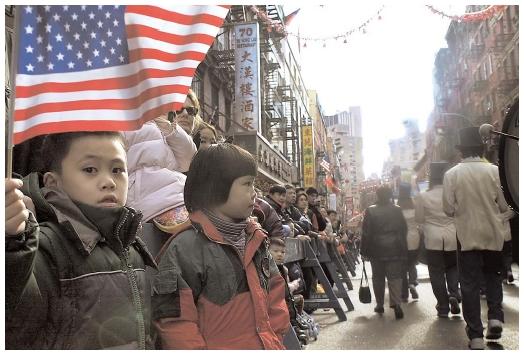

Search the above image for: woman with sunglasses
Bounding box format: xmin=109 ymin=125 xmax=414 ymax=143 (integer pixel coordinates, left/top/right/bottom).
xmin=168 ymin=89 xmax=203 ymax=136
xmin=122 ymin=90 xmax=199 ymax=235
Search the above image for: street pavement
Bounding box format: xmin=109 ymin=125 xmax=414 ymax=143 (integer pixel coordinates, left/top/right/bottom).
xmin=306 ymin=262 xmax=519 ymax=350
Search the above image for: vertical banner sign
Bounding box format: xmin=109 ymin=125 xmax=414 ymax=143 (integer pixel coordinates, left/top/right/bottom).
xmin=234 ymin=22 xmax=260 ymax=132
xmin=302 ymin=125 xmax=315 ymax=187
xmin=329 ymin=193 xmax=337 ymax=211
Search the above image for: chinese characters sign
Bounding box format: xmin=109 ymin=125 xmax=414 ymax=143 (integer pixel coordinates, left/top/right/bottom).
xmin=234 ymin=22 xmax=260 ymax=132
xmin=302 ymin=125 xmax=315 ymax=187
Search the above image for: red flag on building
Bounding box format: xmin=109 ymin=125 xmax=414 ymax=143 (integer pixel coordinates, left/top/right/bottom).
xmin=12 ymin=5 xmax=230 ymax=144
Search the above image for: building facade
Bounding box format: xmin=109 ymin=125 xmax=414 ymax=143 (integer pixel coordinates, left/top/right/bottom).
xmin=427 ymin=5 xmax=519 ymax=164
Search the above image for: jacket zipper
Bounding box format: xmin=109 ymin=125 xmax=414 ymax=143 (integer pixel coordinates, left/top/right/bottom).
xmin=116 ymin=211 xmax=146 ymax=350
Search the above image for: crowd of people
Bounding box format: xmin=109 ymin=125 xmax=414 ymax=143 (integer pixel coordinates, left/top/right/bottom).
xmin=4 ymin=90 xmax=515 ymax=350
xmin=360 ymin=126 xmax=515 ymax=350
xmin=5 ymin=90 xmax=362 ymax=350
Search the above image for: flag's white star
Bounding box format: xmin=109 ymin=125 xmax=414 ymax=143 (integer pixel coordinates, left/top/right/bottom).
xmin=103 ymin=57 xmax=109 ymax=64
xmin=37 ymin=55 xmax=44 ymax=62
xmin=55 ymin=33 xmax=63 ymax=42
xmin=71 ymin=13 xmax=78 ymax=21
xmin=83 ymin=41 xmax=89 ymax=49
xmin=107 ymin=30 xmax=113 ymax=38
xmin=81 ymin=5 xmax=86 ymax=11
xmin=100 ymin=40 xmax=106 ymax=47
xmin=114 ymin=5 xmax=120 ymax=9
xmin=110 ymin=47 xmax=115 ymax=54
xmin=47 ymin=62 xmax=54 ymax=70
xmin=44 ymin=5 xmax=51 ymax=12
xmin=26 ymin=63 xmax=34 ymax=72
xmin=116 ymin=37 xmax=122 ymax=45
xmin=81 ymin=22 xmax=87 ymax=30
xmin=97 ymin=21 xmax=103 ymax=28
xmin=36 ymin=35 xmax=43 ymax=44
xmin=63 ymin=5 xmax=69 ymax=11
xmin=119 ymin=55 xmax=125 ymax=62
xmin=25 ymin=25 xmax=33 ymax=34
xmin=76 ymin=51 xmax=83 ymax=59
xmin=98 ymin=5 xmax=103 ymax=10
xmin=53 ymin=13 xmax=61 ymax=21
xmin=93 ymin=49 xmax=100 ymax=57
xmin=66 ymin=43 xmax=73 ymax=50
xmin=45 ymin=24 xmax=52 ymax=33
xmin=113 ymin=19 xmax=119 ymax=27
xmin=105 ymin=12 xmax=111 ymax=19
xmin=56 ymin=52 xmax=64 ymax=61
xmin=67 ymin=61 xmax=75 ymax=69
xmin=64 ymin=23 xmax=71 ymax=32
xmin=86 ymin=59 xmax=93 ymax=67
xmin=25 ymin=6 xmax=32 ymax=14
xmin=89 ymin=12 xmax=95 ymax=20
xmin=46 ymin=44 xmax=53 ymax=52
xmin=36 ymin=15 xmax=42 ymax=23
xmin=25 ymin=45 xmax=34 ymax=53
xmin=90 ymin=32 xmax=97 ymax=39
xmin=73 ymin=33 xmax=80 ymax=41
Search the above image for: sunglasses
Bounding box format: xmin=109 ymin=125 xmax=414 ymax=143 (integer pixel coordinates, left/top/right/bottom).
xmin=174 ymin=106 xmax=198 ymax=116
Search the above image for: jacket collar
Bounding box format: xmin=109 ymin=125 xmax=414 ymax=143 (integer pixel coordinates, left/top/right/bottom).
xmin=462 ymin=157 xmax=486 ymax=163
xmin=189 ymin=210 xmax=267 ymax=264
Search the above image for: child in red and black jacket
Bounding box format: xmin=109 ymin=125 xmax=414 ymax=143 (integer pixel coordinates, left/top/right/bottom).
xmin=152 ymin=143 xmax=289 ymax=349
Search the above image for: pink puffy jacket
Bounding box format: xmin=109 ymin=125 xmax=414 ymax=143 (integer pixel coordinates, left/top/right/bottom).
xmin=123 ymin=121 xmax=197 ymax=222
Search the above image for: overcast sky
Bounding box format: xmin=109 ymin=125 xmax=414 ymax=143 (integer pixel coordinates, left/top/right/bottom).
xmin=284 ymin=3 xmax=468 ymax=178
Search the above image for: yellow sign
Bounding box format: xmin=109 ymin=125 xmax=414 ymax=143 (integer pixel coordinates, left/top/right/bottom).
xmin=302 ymin=125 xmax=315 ymax=187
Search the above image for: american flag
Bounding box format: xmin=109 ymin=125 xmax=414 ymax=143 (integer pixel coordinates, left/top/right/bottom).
xmin=12 ymin=5 xmax=230 ymax=144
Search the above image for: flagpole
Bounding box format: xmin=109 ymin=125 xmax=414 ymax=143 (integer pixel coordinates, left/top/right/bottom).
xmin=6 ymin=6 xmax=21 ymax=178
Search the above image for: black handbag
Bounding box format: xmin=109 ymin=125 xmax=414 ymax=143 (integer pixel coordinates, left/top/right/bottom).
xmin=359 ymin=262 xmax=372 ymax=304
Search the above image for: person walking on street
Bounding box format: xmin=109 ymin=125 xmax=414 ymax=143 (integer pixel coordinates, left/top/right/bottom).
xmin=361 ymin=185 xmax=408 ymax=319
xmin=443 ymin=127 xmax=512 ymax=350
xmin=415 ymin=162 xmax=460 ymax=318
xmin=398 ymin=184 xmax=420 ymax=303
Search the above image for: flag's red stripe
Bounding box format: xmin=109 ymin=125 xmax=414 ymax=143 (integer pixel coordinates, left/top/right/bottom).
xmin=15 ymin=67 xmax=196 ymax=98
xmin=128 ymin=48 xmax=206 ymax=63
xmin=15 ymin=84 xmax=190 ymax=121
xmin=126 ymin=24 xmax=216 ymax=46
xmin=125 ymin=5 xmax=227 ymax=27
xmin=13 ymin=102 xmax=179 ymax=145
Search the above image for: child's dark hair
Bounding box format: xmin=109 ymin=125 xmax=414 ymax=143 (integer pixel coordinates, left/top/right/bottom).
xmin=269 ymin=185 xmax=286 ymax=195
xmin=184 ymin=143 xmax=257 ymax=212
xmin=41 ymin=131 xmax=124 ymax=173
xmin=269 ymin=237 xmax=286 ymax=248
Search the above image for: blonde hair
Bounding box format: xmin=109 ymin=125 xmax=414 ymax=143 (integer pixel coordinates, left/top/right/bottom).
xmin=187 ymin=89 xmax=203 ymax=135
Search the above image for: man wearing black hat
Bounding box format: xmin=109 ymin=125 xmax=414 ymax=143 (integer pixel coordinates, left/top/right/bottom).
xmin=442 ymin=126 xmax=512 ymax=350
xmin=415 ymin=162 xmax=460 ymax=318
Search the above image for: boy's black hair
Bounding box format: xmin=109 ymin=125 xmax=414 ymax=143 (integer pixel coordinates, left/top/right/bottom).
xmin=295 ymin=187 xmax=305 ymax=194
xmin=184 ymin=143 xmax=257 ymax=212
xmin=269 ymin=185 xmax=286 ymax=195
xmin=305 ymin=187 xmax=318 ymax=195
xmin=269 ymin=237 xmax=286 ymax=248
xmin=41 ymin=131 xmax=124 ymax=174
xmin=327 ymin=209 xmax=337 ymax=215
xmin=284 ymin=184 xmax=295 ymax=190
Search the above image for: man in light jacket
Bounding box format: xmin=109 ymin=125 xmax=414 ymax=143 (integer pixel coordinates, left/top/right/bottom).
xmin=443 ymin=127 xmax=511 ymax=350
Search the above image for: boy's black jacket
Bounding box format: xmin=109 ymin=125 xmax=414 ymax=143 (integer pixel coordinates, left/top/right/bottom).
xmin=6 ymin=172 xmax=156 ymax=349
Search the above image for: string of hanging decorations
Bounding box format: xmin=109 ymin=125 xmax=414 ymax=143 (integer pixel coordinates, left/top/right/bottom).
xmin=425 ymin=5 xmax=506 ymax=22
xmin=249 ymin=5 xmax=385 ymax=46
xmin=288 ymin=5 xmax=385 ymax=45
